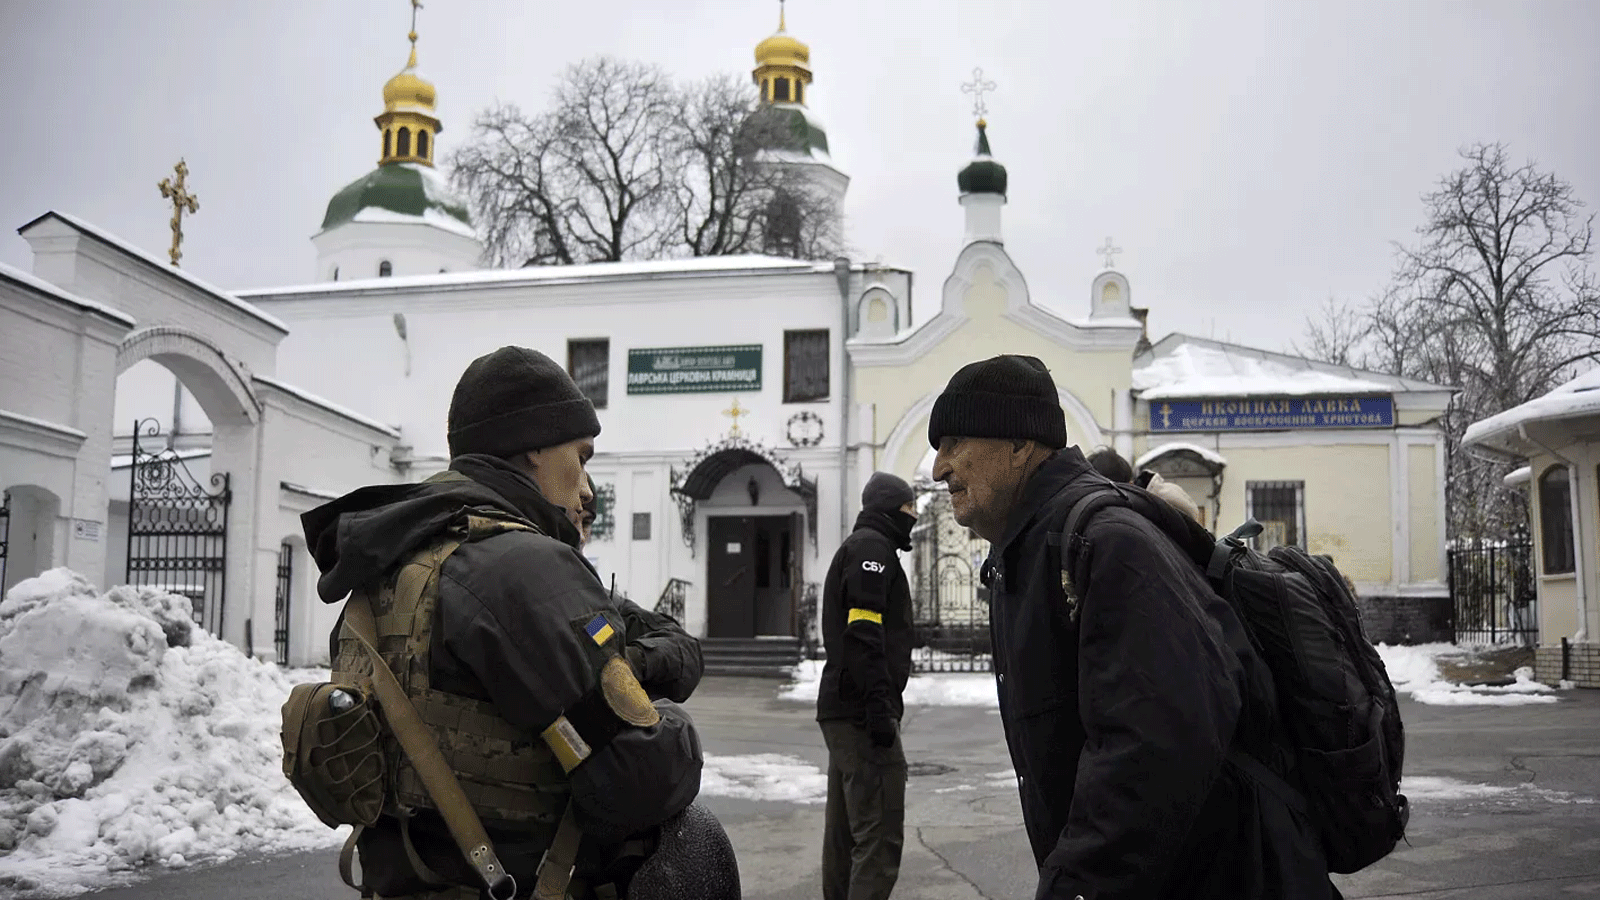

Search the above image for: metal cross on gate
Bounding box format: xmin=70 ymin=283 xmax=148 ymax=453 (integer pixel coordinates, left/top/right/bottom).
xmin=961 ymin=67 xmax=997 ymax=123
xmin=1097 ymin=236 xmax=1123 ymax=270
xmin=158 ymin=159 xmax=200 ymax=267
xmin=722 ymin=398 xmax=750 ymax=437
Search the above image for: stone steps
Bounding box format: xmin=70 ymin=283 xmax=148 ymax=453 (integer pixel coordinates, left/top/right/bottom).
xmin=701 ymin=636 xmax=802 ymax=678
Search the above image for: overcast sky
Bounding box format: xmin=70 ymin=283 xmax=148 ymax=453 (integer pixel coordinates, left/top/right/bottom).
xmin=1 ymin=0 xmax=1596 ymax=353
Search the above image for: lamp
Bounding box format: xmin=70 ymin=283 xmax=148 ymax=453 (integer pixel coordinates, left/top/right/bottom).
xmin=747 ymin=476 xmax=761 ymax=506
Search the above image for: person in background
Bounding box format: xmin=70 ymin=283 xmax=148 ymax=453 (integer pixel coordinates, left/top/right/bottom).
xmin=1086 ymin=446 xmax=1134 ymax=483
xmin=816 ymin=472 xmax=919 ymax=900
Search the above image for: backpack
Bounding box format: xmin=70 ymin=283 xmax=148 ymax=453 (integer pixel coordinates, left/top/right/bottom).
xmin=1062 ymin=482 xmax=1410 ymax=875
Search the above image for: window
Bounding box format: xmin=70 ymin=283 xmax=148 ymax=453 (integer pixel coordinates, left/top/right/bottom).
xmin=397 ymin=127 xmax=411 ymax=157
xmin=794 ymin=82 xmax=804 ymax=105
xmin=1539 ymin=465 xmax=1575 ymax=574
xmin=632 ymin=512 xmax=651 ymax=541
xmin=774 ymin=78 xmax=790 ymax=102
xmin=331 ymin=266 xmax=339 ymax=281
xmin=1246 ymin=481 xmax=1304 ymax=551
xmin=417 ymin=129 xmax=430 ymax=160
xmin=567 ymin=338 xmax=610 ymax=408
xmin=378 ymin=260 xmax=393 ymax=277
xmin=383 ymin=130 xmax=391 ymax=158
xmin=784 ymin=329 xmax=830 ymax=402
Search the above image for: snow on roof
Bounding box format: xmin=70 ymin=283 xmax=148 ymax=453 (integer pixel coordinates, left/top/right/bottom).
xmin=109 ymin=447 xmax=209 ymax=470
xmin=1132 ymin=335 xmax=1443 ymax=400
xmin=237 ymin=254 xmax=830 ymax=298
xmin=349 ymin=205 xmax=479 ymax=240
xmin=0 ymin=261 xmax=136 ymax=327
xmin=16 ymin=211 xmax=289 ymax=335
xmin=1136 ymin=441 xmax=1227 ymax=469
xmin=1503 ymin=466 xmax=1531 ymax=487
xmin=253 ymin=375 xmax=401 ymax=437
xmin=1462 ymin=365 xmax=1600 ymax=451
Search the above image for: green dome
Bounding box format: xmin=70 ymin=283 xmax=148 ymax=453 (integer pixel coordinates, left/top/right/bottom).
xmin=957 ymin=122 xmax=1007 ymax=197
xmin=753 ymin=104 xmax=831 ymax=160
xmin=320 ymin=162 xmax=473 ymax=233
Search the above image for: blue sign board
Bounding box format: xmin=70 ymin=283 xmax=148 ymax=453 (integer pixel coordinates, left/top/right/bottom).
xmin=1149 ymin=396 xmax=1394 ymax=432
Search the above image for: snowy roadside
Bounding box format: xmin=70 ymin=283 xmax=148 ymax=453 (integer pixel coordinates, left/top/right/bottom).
xmin=0 ymin=570 xmax=347 ymax=899
xmin=780 ymin=644 xmax=1566 ymax=709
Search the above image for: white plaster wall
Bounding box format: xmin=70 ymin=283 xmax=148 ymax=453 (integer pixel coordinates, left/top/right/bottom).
xmin=311 ymin=221 xmax=483 ymax=283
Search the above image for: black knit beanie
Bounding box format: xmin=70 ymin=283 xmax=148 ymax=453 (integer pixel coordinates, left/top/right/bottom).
xmin=927 ymin=354 xmax=1067 ymax=449
xmin=861 ymin=471 xmax=914 ymax=512
xmin=447 ymin=346 xmax=602 ymax=458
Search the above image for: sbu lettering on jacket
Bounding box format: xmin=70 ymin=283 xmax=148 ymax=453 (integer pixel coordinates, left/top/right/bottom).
xmin=861 ymin=560 xmax=886 ymax=574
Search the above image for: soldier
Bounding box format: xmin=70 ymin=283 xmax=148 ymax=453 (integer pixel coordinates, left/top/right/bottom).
xmin=815 ymin=472 xmax=918 ymax=900
xmin=303 ymin=346 xmax=709 ymax=899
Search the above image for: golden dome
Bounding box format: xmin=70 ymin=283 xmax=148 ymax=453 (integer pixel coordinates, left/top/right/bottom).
xmin=383 ymin=43 xmax=436 ymax=112
xmin=754 ymin=4 xmax=810 ymax=71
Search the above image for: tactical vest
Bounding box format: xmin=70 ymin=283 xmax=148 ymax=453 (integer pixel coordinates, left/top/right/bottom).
xmin=332 ymin=509 xmax=570 ymax=828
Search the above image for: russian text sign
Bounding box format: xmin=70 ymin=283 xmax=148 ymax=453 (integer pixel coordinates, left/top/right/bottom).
xmin=627 ymin=345 xmax=763 ymax=394
xmin=1149 ymin=396 xmax=1394 ymax=432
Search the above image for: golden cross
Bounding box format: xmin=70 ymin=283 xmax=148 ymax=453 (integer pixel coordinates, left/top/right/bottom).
xmin=722 ymin=398 xmax=751 ymax=437
xmin=157 ymin=159 xmax=199 ymax=267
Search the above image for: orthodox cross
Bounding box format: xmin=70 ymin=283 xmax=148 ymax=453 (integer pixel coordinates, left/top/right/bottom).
xmin=961 ymin=67 xmax=997 ymax=122
xmin=723 ymin=398 xmax=751 ymax=437
xmin=1097 ymin=236 xmax=1123 ymax=270
xmin=409 ymin=0 xmax=422 ymax=47
xmin=157 ymin=159 xmax=199 ymax=267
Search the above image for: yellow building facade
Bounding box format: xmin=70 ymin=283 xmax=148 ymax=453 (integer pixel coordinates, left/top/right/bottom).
xmin=847 ymin=122 xmax=1455 ymax=643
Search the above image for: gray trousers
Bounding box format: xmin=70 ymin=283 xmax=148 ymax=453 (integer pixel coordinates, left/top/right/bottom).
xmin=819 ymin=719 xmax=908 ymax=900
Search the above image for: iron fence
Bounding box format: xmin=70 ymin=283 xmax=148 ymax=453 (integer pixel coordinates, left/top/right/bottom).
xmin=654 ymin=577 xmax=689 ymax=624
xmin=1448 ymin=538 xmax=1537 ymax=647
xmin=909 ymin=484 xmax=992 ymax=673
xmin=274 ymin=541 xmax=293 ymax=663
xmin=125 ymin=419 xmax=231 ymax=635
xmin=0 ymin=491 xmax=10 ymax=593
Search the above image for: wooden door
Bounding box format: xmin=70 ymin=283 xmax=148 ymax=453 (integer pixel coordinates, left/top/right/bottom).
xmin=707 ymin=516 xmax=755 ymax=638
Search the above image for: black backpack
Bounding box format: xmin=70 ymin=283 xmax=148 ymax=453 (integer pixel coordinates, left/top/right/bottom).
xmin=1062 ymin=482 xmax=1410 ymax=875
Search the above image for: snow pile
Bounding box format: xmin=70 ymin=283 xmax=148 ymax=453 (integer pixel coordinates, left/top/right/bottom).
xmin=1376 ymin=643 xmax=1558 ymax=707
xmin=1400 ymin=775 xmax=1594 ymax=805
xmin=779 ymin=659 xmax=998 ymax=707
xmin=699 ymin=753 xmax=827 ymax=804
xmin=0 ymin=569 xmax=344 ymax=898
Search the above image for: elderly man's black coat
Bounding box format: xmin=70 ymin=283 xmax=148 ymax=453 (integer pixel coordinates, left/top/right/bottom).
xmin=983 ymin=447 xmax=1335 ymax=900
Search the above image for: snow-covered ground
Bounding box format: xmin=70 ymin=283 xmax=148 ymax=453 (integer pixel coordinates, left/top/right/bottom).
xmin=1375 ymin=643 xmax=1562 ymax=706
xmin=780 ymin=644 xmax=1564 ymax=709
xmin=0 ymin=569 xmax=346 ymax=898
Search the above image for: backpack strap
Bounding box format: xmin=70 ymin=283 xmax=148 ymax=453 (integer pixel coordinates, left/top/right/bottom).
xmin=344 ymin=567 xmax=520 ymax=900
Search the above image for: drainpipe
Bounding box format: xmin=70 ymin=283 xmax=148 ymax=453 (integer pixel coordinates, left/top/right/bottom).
xmin=1519 ymin=423 xmax=1587 ymax=643
xmin=834 ymin=257 xmax=853 ymax=543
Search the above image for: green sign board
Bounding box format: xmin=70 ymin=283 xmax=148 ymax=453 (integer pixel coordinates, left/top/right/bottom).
xmin=627 ymin=344 xmax=763 ymax=394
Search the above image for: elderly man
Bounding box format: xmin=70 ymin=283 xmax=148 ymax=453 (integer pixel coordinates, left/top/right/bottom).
xmin=927 ymin=354 xmax=1334 ymax=900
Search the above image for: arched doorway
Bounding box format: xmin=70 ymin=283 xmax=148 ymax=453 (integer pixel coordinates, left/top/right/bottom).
xmin=671 ymin=439 xmax=818 ymax=638
xmin=0 ymin=485 xmax=64 ymax=596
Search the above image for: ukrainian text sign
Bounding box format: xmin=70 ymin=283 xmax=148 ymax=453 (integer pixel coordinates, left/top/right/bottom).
xmin=1149 ymin=396 xmax=1394 ymax=432
xmin=627 ymin=345 xmax=763 ymax=394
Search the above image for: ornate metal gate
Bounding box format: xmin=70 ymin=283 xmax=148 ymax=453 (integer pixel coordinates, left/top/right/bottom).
xmin=274 ymin=541 xmax=293 ymax=663
xmin=125 ymin=419 xmax=231 ymax=634
xmin=0 ymin=490 xmax=10 ymax=593
xmin=908 ymin=483 xmax=992 ymax=672
xmin=1448 ymin=534 xmax=1537 ymax=647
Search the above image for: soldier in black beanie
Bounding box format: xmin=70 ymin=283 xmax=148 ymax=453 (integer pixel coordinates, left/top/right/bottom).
xmin=927 ymin=355 xmax=1334 ymax=900
xmin=300 ymin=345 xmax=715 ymax=900
xmin=815 ymin=471 xmax=918 ymax=900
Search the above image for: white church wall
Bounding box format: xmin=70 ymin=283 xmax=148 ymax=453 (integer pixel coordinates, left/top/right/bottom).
xmin=312 ymin=220 xmax=483 ymax=282
xmin=112 ymin=361 xmax=213 ymax=443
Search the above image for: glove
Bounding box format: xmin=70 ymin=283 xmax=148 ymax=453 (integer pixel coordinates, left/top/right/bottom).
xmin=867 ymin=716 xmax=896 ymax=749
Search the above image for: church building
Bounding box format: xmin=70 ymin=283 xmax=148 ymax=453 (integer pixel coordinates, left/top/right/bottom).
xmin=1 ymin=3 xmax=1456 ymax=674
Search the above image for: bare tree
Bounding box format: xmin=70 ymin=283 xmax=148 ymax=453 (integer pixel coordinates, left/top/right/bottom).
xmin=1294 ymin=297 xmax=1369 ymax=366
xmin=1298 ymin=142 xmax=1598 ymax=539
xmin=450 ymin=59 xmax=842 ymax=266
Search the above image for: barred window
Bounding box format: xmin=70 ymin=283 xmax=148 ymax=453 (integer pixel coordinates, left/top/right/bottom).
xmin=784 ymin=329 xmax=829 ymax=402
xmin=1539 ymin=465 xmax=1574 ymax=574
xmin=1246 ymin=480 xmax=1304 ymax=551
xmin=567 ymin=338 xmax=609 ymax=409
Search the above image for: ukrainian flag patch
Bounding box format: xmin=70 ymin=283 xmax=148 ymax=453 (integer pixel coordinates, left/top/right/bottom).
xmin=584 ymin=613 xmax=615 ymax=646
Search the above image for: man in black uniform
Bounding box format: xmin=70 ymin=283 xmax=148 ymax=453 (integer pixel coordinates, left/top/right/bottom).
xmin=304 ymin=346 xmax=709 ymax=899
xmin=815 ymin=472 xmax=918 ymax=900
